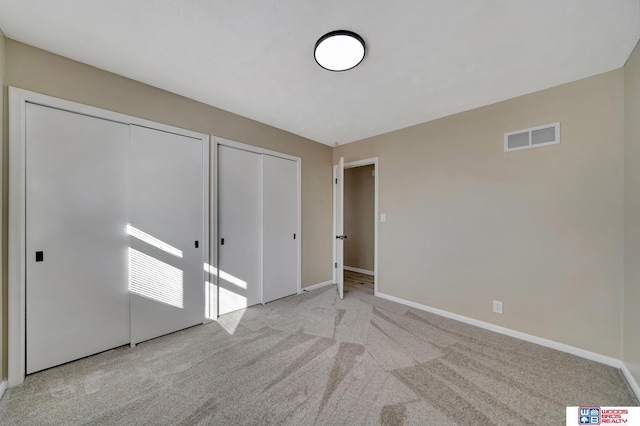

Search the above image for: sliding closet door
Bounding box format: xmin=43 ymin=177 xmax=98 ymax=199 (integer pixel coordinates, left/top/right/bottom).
xmin=262 ymin=155 xmax=298 ymax=303
xmin=218 ymin=145 xmax=262 ymax=315
xmin=129 ymin=125 xmax=205 ymax=344
xmin=25 ymin=104 xmax=130 ymax=374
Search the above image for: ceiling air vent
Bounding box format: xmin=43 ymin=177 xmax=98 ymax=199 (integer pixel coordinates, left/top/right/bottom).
xmin=504 ymin=122 xmax=560 ymax=152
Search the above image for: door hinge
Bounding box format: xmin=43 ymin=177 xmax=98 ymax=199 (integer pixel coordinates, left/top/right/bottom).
xmin=335 ymin=178 xmax=338 ymax=184
xmin=335 ymin=262 xmax=337 ymax=268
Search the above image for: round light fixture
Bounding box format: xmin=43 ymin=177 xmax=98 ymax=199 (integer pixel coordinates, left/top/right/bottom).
xmin=314 ymin=30 xmax=366 ymax=72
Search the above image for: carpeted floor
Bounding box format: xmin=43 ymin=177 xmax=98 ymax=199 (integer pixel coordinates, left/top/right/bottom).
xmin=0 ymin=277 xmax=637 ymax=425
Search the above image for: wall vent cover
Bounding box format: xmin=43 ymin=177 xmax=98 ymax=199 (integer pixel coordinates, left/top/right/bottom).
xmin=504 ymin=122 xmax=560 ymax=152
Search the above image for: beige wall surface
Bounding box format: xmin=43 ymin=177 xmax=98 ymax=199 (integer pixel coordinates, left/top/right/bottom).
xmin=1 ymin=40 xmax=334 ymax=377
xmin=344 ymin=165 xmax=375 ymax=272
xmin=0 ymin=31 xmax=5 ymax=381
xmin=3 ymin=40 xmax=333 ymax=287
xmin=624 ymin=40 xmax=640 ymax=385
xmin=335 ymin=70 xmax=625 ymax=358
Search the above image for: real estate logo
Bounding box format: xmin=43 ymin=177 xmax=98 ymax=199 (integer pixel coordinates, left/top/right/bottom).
xmin=579 ymin=407 xmax=600 ymax=425
xmin=572 ymin=407 xmax=637 ymax=424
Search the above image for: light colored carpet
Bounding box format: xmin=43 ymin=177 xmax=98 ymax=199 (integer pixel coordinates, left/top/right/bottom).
xmin=0 ymin=280 xmax=637 ymax=425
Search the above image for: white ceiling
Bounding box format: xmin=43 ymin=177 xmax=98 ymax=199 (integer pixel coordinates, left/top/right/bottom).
xmin=0 ymin=1 xmax=638 ymax=146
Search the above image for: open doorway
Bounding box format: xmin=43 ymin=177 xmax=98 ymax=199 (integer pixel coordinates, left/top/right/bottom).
xmin=333 ymin=157 xmax=379 ymax=298
xmin=343 ymin=164 xmax=375 ymax=295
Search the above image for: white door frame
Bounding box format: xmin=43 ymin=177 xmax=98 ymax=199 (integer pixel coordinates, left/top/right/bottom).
xmin=333 ymin=157 xmax=379 ymax=296
xmin=212 ymin=137 xmax=302 ymax=308
xmin=8 ymin=87 xmax=210 ymax=387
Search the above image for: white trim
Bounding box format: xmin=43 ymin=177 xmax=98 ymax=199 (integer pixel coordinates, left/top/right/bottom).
xmin=0 ymin=381 xmax=7 ymax=400
xmin=259 ymin=153 xmax=264 ymax=304
xmin=376 ymin=291 xmax=622 ymax=368
xmin=211 ymin=136 xmax=220 ymax=321
xmin=302 ymin=280 xmax=335 ymax=292
xmin=344 ymin=266 xmax=374 ymax=276
xmin=8 ymin=87 xmax=210 ymax=387
xmin=621 ymin=362 xmax=640 ymax=400
xmin=338 ymin=157 xmax=379 ymax=297
xmin=8 ymin=88 xmax=27 ymax=387
xmin=201 ymin=135 xmax=211 ymax=323
xmin=214 ymin=136 xmax=300 ymax=162
xmin=344 ymin=158 xmax=378 ymax=169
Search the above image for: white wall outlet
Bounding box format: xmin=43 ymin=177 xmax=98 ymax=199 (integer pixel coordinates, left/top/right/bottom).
xmin=493 ymin=300 xmax=503 ymax=314
xmin=380 ymin=213 xmax=386 ymax=223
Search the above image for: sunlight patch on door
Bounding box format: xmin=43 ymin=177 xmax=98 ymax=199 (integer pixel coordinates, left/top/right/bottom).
xmin=204 ymin=263 xmax=247 ymax=289
xmin=128 ymin=248 xmax=183 ymax=308
xmin=127 ymin=224 xmax=183 ymax=258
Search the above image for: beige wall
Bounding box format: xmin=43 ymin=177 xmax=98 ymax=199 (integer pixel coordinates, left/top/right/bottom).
xmin=1 ymin=40 xmax=334 ymax=377
xmin=335 ymin=70 xmax=625 ymax=358
xmin=344 ymin=165 xmax=375 ymax=272
xmin=624 ymin=40 xmax=640 ymax=386
xmin=0 ymin=31 xmax=5 ymax=381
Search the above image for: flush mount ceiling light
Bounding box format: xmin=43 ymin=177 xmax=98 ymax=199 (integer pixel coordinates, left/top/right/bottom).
xmin=314 ymin=30 xmax=366 ymax=72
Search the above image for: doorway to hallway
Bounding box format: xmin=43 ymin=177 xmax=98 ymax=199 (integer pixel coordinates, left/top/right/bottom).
xmin=333 ymin=157 xmax=379 ymax=299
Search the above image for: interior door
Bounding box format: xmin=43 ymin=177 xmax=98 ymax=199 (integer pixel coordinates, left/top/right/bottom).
xmin=335 ymin=157 xmax=345 ymax=299
xmin=129 ymin=125 xmax=205 ymax=344
xmin=262 ymin=155 xmax=298 ymax=303
xmin=218 ymin=145 xmax=262 ymax=315
xmin=26 ymin=104 xmax=130 ymax=374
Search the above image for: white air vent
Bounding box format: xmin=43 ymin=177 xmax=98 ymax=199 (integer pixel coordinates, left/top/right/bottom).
xmin=504 ymin=122 xmax=560 ymax=152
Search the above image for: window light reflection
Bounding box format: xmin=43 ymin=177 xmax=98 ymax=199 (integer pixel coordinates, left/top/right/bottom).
xmin=127 ymin=224 xmax=183 ymax=258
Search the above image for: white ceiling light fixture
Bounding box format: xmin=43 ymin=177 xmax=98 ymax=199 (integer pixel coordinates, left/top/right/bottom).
xmin=314 ymin=30 xmax=366 ymax=72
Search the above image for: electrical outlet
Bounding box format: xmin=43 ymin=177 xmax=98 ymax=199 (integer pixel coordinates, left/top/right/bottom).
xmin=493 ymin=300 xmax=503 ymax=314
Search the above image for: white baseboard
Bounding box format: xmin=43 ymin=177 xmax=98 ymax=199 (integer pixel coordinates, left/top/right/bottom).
xmin=376 ymin=292 xmax=622 ymax=368
xmin=303 ymin=280 xmax=335 ymax=292
xmin=344 ymin=266 xmax=374 ymax=276
xmin=621 ymin=362 xmax=640 ymax=400
xmin=0 ymin=380 xmax=7 ymax=400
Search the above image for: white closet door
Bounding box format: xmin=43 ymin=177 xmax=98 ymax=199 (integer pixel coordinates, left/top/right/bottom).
xmin=262 ymin=155 xmax=298 ymax=303
xmin=218 ymin=145 xmax=262 ymax=315
xmin=26 ymin=104 xmax=130 ymax=374
xmin=129 ymin=125 xmax=205 ymax=344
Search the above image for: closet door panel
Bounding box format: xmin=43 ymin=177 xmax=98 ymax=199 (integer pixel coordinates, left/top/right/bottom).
xmin=26 ymin=104 xmax=130 ymax=374
xmin=218 ymin=146 xmax=262 ymax=315
xmin=129 ymin=125 xmax=205 ymax=344
xmin=262 ymin=155 xmax=298 ymax=303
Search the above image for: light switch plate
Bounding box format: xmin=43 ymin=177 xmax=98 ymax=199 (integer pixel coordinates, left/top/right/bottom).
xmin=380 ymin=213 xmax=386 ymax=223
